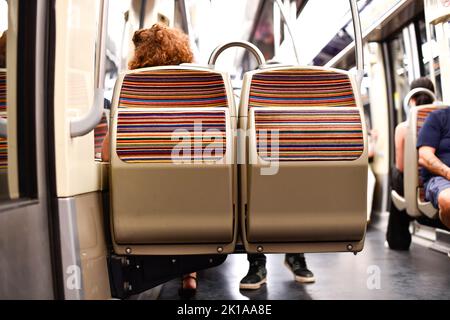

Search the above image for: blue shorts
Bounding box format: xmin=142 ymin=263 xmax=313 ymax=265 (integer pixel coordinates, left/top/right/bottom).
xmin=424 ymin=176 xmax=450 ymax=209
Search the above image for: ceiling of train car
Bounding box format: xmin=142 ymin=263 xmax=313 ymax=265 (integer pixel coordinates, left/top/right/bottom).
xmin=325 ymin=0 xmax=426 ymax=70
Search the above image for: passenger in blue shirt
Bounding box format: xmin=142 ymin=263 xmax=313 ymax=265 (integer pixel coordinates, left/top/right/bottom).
xmin=418 ymin=107 xmax=450 ymax=229
xmin=386 ymin=77 xmax=437 ymax=250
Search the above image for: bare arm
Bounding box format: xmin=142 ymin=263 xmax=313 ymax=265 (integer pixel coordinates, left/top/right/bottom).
xmin=418 ymin=146 xmax=450 ymax=180
xmin=101 ymin=134 xmax=110 ymax=162
xmin=394 ymin=124 xmax=406 ymax=172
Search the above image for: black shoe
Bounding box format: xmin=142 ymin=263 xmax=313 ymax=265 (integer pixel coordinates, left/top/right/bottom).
xmin=239 ymin=261 xmax=267 ymax=290
xmin=386 ymin=205 xmax=412 ymax=250
xmin=284 ymin=255 xmax=315 ymax=283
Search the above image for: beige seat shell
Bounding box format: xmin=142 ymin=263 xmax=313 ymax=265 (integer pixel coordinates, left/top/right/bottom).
xmin=109 ymin=65 xmax=238 ymax=255
xmin=239 ymin=66 xmax=368 ymax=254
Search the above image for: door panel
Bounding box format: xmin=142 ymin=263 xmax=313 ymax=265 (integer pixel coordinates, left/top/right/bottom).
xmin=0 ymin=0 xmax=54 ymax=299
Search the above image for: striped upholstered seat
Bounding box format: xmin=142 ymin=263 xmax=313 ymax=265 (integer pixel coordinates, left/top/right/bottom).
xmin=110 ymin=66 xmax=237 ymax=255
xmin=249 ymin=69 xmax=357 ymax=108
xmin=403 ymin=104 xmax=447 ymax=218
xmin=416 ymin=108 xmax=437 ymax=201
xmin=119 ymin=69 xmax=228 ymax=109
xmin=255 ymin=109 xmax=364 ymax=162
xmin=94 ymin=112 xmax=108 ymax=161
xmin=248 ymin=68 xmax=364 ymax=162
xmin=0 ymin=71 xmax=7 ymax=170
xmin=239 ymin=66 xmax=368 ymax=254
xmin=403 ymin=105 xmax=448 ymax=219
xmin=116 ymin=69 xmax=229 ymax=163
xmin=116 ymin=109 xmax=226 ymax=163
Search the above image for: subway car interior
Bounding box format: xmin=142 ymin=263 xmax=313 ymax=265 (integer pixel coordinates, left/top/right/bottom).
xmin=0 ymin=0 xmax=449 ymax=301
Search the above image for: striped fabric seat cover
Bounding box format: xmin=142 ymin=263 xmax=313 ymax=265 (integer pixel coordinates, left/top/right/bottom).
xmin=250 ymin=69 xmax=363 ymax=161
xmin=255 ymin=109 xmax=364 ymax=161
xmin=116 ymin=69 xmax=229 ymax=163
xmin=416 ymin=107 xmax=440 ymax=200
xmin=117 ymin=110 xmax=226 ymax=163
xmin=119 ymin=70 xmax=228 ymax=109
xmin=249 ymin=69 xmax=357 ymax=108
xmin=0 ymin=71 xmax=7 ymax=170
xmin=94 ymin=113 xmax=108 ymax=160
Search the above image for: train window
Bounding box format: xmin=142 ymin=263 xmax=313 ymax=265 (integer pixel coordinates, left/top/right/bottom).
xmin=0 ymin=0 xmax=41 ymax=202
xmin=388 ymin=25 xmax=415 ymax=124
xmin=426 ymin=21 xmax=449 ymax=101
xmin=93 ymin=1 xmax=132 ymax=162
xmin=419 ymin=19 xmax=443 ymax=100
xmin=0 ymin=0 xmax=8 ymax=200
xmin=103 ymin=1 xmax=131 ymax=101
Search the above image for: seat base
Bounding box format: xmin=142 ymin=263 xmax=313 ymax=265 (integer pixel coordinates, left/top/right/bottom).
xmin=113 ymin=242 xmax=235 ymax=256
xmin=243 ymin=237 xmax=365 ymax=254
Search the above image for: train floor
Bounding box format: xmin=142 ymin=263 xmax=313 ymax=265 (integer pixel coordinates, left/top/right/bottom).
xmin=156 ymin=226 xmax=450 ymax=300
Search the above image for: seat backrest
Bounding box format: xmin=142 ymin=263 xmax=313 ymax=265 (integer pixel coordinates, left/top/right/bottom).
xmin=0 ymin=70 xmax=7 ymax=171
xmin=239 ymin=66 xmax=368 ymax=254
xmin=404 ymin=104 xmax=449 ymax=218
xmin=109 ymin=66 xmax=237 ymax=255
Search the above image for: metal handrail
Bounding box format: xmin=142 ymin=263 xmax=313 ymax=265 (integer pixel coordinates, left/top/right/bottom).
xmin=208 ymin=41 xmax=266 ymax=68
xmin=403 ymin=87 xmax=436 ymax=116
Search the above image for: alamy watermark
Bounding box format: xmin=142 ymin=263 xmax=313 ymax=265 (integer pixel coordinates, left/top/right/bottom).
xmin=167 ymin=121 xmax=280 ymax=175
xmin=366 ymin=265 xmax=381 ymax=290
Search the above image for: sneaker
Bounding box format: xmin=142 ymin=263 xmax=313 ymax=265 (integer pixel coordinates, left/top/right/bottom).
xmin=284 ymin=255 xmax=315 ymax=283
xmin=239 ymin=261 xmax=267 ymax=290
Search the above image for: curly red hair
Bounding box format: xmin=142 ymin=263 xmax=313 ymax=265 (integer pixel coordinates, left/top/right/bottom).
xmin=0 ymin=31 xmax=6 ymax=69
xmin=128 ymin=23 xmax=193 ymax=70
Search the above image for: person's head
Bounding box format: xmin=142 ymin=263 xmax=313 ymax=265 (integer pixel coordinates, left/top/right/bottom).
xmin=128 ymin=23 xmax=193 ymax=70
xmin=0 ymin=31 xmax=6 ymax=68
xmin=410 ymin=77 xmax=435 ymax=106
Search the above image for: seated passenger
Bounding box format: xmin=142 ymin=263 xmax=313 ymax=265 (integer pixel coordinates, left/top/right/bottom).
xmin=240 ymin=253 xmax=314 ymax=291
xmin=418 ymin=108 xmax=450 ymax=229
xmin=101 ymin=23 xmax=197 ymax=297
xmin=0 ymin=31 xmax=6 ymax=68
xmin=386 ymin=77 xmax=435 ymax=250
xmin=101 ymin=23 xmax=193 ymax=162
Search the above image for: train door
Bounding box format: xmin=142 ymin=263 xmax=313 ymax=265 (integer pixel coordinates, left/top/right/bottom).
xmin=0 ymin=0 xmax=55 ymax=299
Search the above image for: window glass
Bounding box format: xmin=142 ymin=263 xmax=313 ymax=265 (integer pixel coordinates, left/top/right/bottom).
xmin=419 ymin=19 xmax=442 ymax=100
xmin=0 ymin=0 xmax=8 ymax=200
xmin=388 ymin=28 xmax=411 ymax=124
xmin=94 ymin=1 xmax=131 ymax=161
xmin=103 ymin=0 xmax=131 ymax=101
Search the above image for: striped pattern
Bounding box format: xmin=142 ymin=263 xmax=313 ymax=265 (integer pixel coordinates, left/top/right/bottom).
xmin=116 ymin=69 xmax=229 ymax=163
xmin=94 ymin=113 xmax=108 ymax=160
xmin=255 ymin=109 xmax=363 ymax=161
xmin=119 ymin=70 xmax=228 ymax=109
xmin=417 ymin=107 xmax=441 ymax=198
xmin=117 ymin=110 xmax=226 ymax=163
xmin=0 ymin=71 xmax=7 ymax=170
xmin=249 ymin=69 xmax=357 ymax=108
xmin=417 ymin=108 xmax=438 ymax=132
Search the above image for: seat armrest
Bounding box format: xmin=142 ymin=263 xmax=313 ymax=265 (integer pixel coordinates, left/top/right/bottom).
xmin=391 ymin=190 xmax=406 ymax=211
xmin=417 ymin=195 xmax=438 ymax=219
